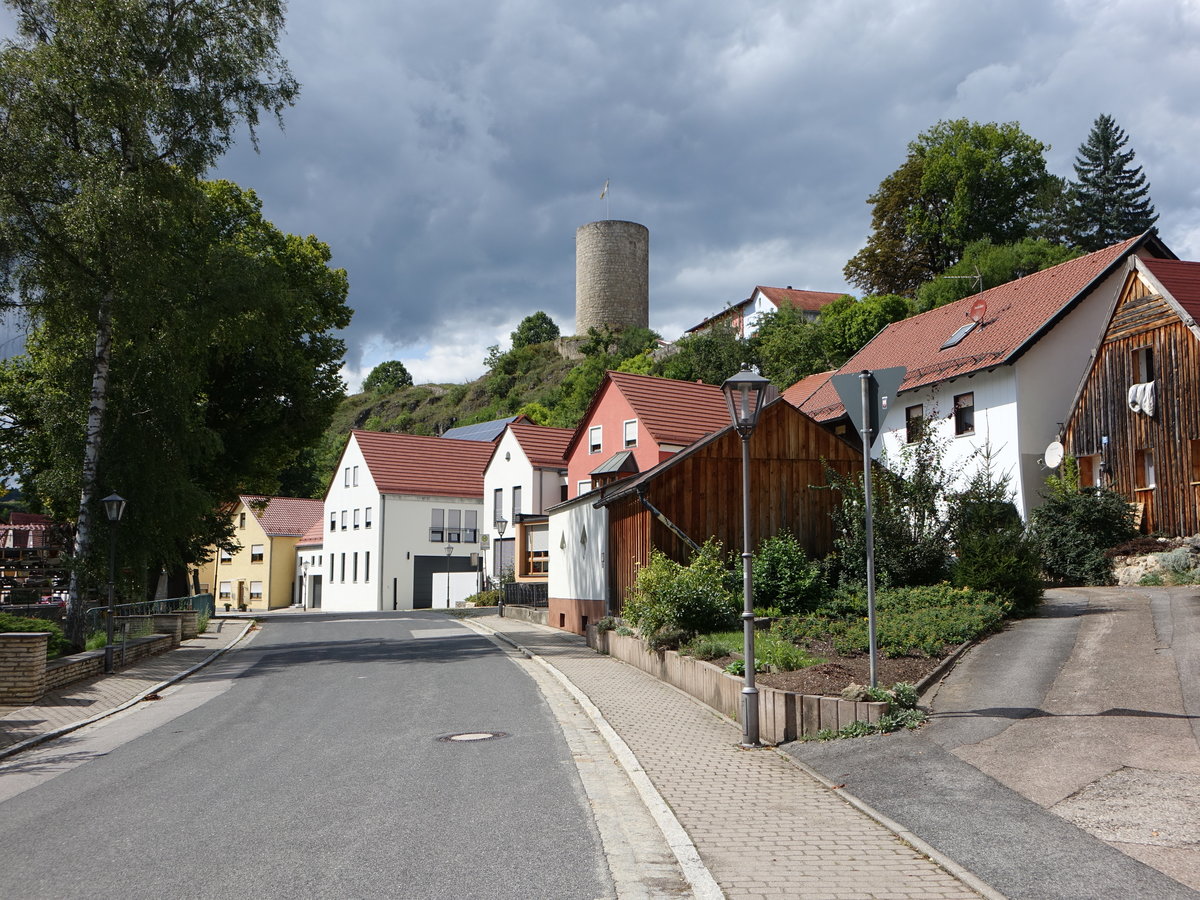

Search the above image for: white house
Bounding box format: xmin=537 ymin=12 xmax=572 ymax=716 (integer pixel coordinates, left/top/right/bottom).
xmin=686 ymin=285 xmax=844 ymax=339
xmin=320 ymin=430 xmax=494 ymax=611
xmin=800 ymin=231 xmax=1175 ymax=518
xmin=482 ymin=422 xmax=572 ymax=583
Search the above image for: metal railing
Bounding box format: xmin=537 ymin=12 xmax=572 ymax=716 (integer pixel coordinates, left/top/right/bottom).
xmin=82 ymin=594 xmax=211 ymax=632
xmin=502 ymin=582 xmax=548 ymax=608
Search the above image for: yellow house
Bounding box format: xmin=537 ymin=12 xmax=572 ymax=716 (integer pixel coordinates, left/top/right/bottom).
xmin=200 ymin=496 xmax=323 ymax=612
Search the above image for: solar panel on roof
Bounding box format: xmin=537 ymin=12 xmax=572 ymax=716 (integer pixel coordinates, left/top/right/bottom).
xmin=441 ymin=416 xmax=516 ymax=441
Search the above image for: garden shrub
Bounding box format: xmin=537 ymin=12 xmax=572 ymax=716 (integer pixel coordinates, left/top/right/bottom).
xmin=772 ymin=584 xmax=1009 ymax=657
xmin=1029 ymin=475 xmax=1136 ymax=585
xmin=949 ymin=459 xmax=1043 ymax=616
xmin=0 ymin=612 xmax=72 ymax=658
xmin=623 ymin=540 xmax=739 ymax=644
xmin=826 ymin=427 xmax=955 ymax=589
xmin=1153 ymin=547 xmax=1200 ymax=583
xmin=465 ymin=589 xmax=501 ymax=607
xmin=752 ymin=531 xmax=828 ymax=615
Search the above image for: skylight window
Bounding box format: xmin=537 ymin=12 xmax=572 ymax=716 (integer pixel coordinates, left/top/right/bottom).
xmin=940 ymin=321 xmax=978 ymax=350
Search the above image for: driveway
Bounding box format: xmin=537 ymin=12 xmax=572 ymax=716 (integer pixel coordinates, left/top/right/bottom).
xmin=784 ymin=586 xmax=1200 ymax=899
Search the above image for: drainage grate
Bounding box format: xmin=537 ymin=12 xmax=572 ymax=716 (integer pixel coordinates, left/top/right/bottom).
xmin=437 ymin=731 xmax=508 ymax=743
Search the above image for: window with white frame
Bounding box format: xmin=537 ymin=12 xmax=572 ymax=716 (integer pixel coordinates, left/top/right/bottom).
xmin=512 ymin=486 xmax=522 ymax=517
xmin=249 ymin=581 xmax=263 ymax=600
xmin=218 ymin=581 xmax=232 ymax=599
xmin=623 ymin=419 xmax=638 ymax=449
xmin=430 ymin=508 xmax=444 ymax=542
xmin=330 ymin=511 xmax=336 ymax=531
xmin=238 ymin=512 xmax=246 ymax=530
xmin=464 ymin=510 xmax=478 ymax=543
xmin=340 ymin=510 xmax=347 ymax=530
xmin=352 ymin=552 xmax=358 ymax=582
xmin=353 ymin=509 xmax=360 ymax=530
xmin=219 ymin=547 xmax=232 ymax=563
xmin=588 ymin=425 xmax=602 ymax=454
xmin=340 ymin=553 xmax=345 ymax=582
xmin=344 ymin=467 xmax=351 ymax=487
xmin=364 ymin=551 xmax=370 ymax=582
xmin=447 ymin=509 xmax=461 ymax=542
xmin=577 ymin=480 xmax=591 ymax=496
xmin=365 ymin=507 xmax=373 ymax=528
xmin=953 ymin=393 xmax=974 ymax=436
xmin=493 ymin=488 xmax=503 ymax=523
xmin=250 ymin=544 xmax=264 ymax=563
xmin=352 ymin=465 xmax=359 ymax=486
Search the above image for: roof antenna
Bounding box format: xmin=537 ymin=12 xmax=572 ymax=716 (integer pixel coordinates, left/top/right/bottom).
xmin=941 ymin=265 xmax=984 ymax=296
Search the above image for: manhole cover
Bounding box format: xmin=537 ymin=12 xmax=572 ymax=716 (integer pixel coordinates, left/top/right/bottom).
xmin=438 ymin=731 xmax=508 ymax=743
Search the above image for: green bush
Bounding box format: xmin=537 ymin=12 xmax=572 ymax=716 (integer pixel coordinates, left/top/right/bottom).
xmin=465 ymin=589 xmax=501 ymax=607
xmin=0 ymin=612 xmax=72 ymax=658
xmin=752 ymin=531 xmax=828 ymax=615
xmin=773 ymin=584 xmax=1009 ymax=657
xmin=684 ymin=633 xmax=741 ymax=661
xmin=1029 ymin=485 xmax=1136 ymax=585
xmin=623 ymin=541 xmax=739 ymax=644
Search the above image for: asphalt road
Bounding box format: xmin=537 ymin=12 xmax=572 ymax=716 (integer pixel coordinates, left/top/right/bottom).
xmin=784 ymin=587 xmax=1200 ymax=900
xmin=0 ymin=611 xmax=614 ymax=900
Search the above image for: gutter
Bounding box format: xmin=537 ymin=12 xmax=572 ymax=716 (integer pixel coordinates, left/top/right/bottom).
xmin=636 ymin=486 xmax=701 ymax=554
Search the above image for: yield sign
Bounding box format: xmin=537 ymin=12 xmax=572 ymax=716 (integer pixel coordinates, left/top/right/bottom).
xmin=830 ymin=366 xmax=906 ymax=448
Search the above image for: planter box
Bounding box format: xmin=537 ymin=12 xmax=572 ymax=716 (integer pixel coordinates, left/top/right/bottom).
xmin=588 ymin=628 xmax=887 ymax=744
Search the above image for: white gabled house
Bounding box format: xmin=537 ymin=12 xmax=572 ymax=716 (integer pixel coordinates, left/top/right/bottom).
xmin=321 ymin=430 xmax=494 ymax=611
xmin=800 ymin=232 xmax=1175 ymax=518
xmin=482 ymin=422 xmax=573 ymax=584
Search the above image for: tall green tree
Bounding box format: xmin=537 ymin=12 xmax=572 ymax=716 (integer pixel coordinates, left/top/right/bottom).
xmin=0 ymin=181 xmax=350 ymax=617
xmin=362 ymin=360 xmax=414 ymax=394
xmin=0 ymin=0 xmax=300 ymax=641
xmin=914 ymin=238 xmax=1080 ymax=311
xmin=1068 ymin=114 xmax=1158 ymax=251
xmin=510 ymin=311 xmax=560 ymax=349
xmin=845 ymin=120 xmax=1053 ymax=296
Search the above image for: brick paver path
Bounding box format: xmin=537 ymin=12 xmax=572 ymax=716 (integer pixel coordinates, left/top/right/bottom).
xmin=481 ymin=615 xmax=986 ymax=900
xmin=0 ymin=618 xmax=250 ymax=753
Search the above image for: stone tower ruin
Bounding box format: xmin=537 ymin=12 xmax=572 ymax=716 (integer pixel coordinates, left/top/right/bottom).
xmin=574 ymin=220 xmax=649 ymax=335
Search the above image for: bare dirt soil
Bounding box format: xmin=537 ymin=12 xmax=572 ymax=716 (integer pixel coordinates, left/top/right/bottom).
xmin=709 ymin=640 xmax=945 ymax=697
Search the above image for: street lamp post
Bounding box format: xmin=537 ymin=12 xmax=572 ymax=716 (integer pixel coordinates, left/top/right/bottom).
xmin=494 ymin=516 xmax=508 ymax=613
xmin=721 ymin=368 xmax=769 ymax=748
xmin=101 ymin=493 xmax=126 ymax=675
xmin=444 ymin=544 xmax=453 ymax=608
xmin=300 ymin=560 xmax=309 ymax=609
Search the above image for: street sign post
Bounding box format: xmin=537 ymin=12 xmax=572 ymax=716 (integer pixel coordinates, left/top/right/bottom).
xmin=831 ymin=367 xmax=905 ymax=687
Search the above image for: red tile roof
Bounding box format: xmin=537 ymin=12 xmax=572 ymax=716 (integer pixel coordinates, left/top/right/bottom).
xmin=564 ymin=371 xmax=731 ymax=459
xmin=782 ymin=370 xmax=834 ymax=409
xmin=607 ymin=371 xmax=730 ymax=446
xmin=507 ymin=422 xmax=573 ymax=468
xmin=352 ymin=430 xmax=493 ymax=498
xmin=1140 ymin=257 xmax=1200 ymax=325
xmin=296 ymin=516 xmax=325 ymax=548
xmin=239 ymin=496 xmax=324 ymax=537
xmin=756 ymin=286 xmax=846 ymax=313
xmin=801 ymin=235 xmax=1162 ymax=422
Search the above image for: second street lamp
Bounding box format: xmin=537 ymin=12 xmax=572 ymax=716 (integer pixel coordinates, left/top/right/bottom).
xmin=101 ymin=493 xmax=127 ymax=675
xmin=721 ymin=367 xmax=769 ymax=748
xmin=444 ymin=544 xmax=453 ymax=609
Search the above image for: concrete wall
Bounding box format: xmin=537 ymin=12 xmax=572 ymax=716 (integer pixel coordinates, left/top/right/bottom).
xmin=589 ymin=628 xmax=888 ymax=743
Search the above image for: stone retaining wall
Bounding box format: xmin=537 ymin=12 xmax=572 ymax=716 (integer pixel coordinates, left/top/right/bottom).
xmin=587 ymin=628 xmax=887 ymax=744
xmin=6 ymin=634 xmax=174 ymax=702
xmin=0 ymin=632 xmax=49 ymax=704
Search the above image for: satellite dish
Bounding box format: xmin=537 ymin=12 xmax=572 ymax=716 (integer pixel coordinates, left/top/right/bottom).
xmin=1044 ymin=441 xmax=1064 ymax=469
xmin=969 ymin=297 xmax=988 ymax=324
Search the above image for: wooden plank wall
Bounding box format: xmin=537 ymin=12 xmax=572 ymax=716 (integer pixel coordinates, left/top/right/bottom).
xmin=608 ymin=402 xmax=861 ymax=611
xmin=1064 ymin=274 xmax=1200 ymax=536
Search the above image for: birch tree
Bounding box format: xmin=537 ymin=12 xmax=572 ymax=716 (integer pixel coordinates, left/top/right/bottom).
xmin=0 ymin=0 xmax=297 ymax=643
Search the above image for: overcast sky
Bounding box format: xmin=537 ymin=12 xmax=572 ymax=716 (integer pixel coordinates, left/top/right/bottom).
xmin=9 ymin=1 xmax=1200 ymax=389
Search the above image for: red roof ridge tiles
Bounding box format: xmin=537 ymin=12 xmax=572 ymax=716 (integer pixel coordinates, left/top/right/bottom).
xmin=506 ymin=421 xmax=573 ymax=468
xmin=351 ymin=430 xmax=493 ymax=498
xmin=755 ymin=285 xmax=846 ymax=312
xmin=801 ymin=234 xmax=1168 ymax=422
xmin=237 ymin=495 xmax=324 ymax=537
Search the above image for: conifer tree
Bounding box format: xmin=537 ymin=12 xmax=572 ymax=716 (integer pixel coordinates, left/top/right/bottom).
xmin=1069 ymin=115 xmax=1158 ymax=251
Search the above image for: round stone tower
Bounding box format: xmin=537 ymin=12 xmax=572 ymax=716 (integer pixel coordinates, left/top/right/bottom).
xmin=575 ymin=220 xmax=649 ymax=334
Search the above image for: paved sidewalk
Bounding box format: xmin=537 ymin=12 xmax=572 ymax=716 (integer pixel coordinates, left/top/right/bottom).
xmin=0 ymin=617 xmax=253 ymax=758
xmin=475 ymin=613 xmax=995 ymax=900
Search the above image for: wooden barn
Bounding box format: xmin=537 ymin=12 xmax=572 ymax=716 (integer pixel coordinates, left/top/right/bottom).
xmin=1063 ymin=256 xmax=1200 ymax=536
xmin=594 ymin=398 xmax=861 ymax=615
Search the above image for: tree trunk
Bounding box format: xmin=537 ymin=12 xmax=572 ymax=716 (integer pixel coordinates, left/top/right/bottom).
xmin=66 ymin=291 xmax=114 ymax=648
